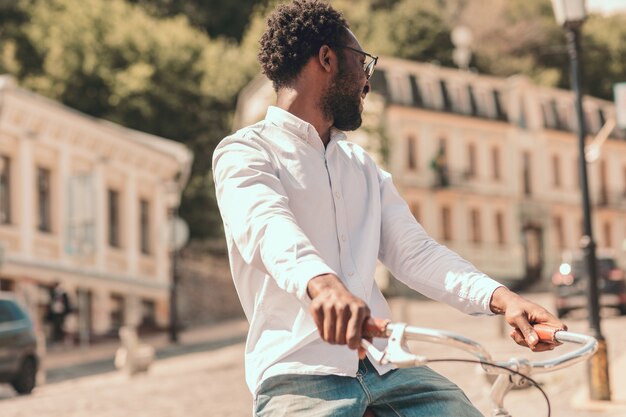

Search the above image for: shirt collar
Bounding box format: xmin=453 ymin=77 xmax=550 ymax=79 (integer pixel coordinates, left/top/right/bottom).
xmin=265 ymin=106 xmax=346 ymax=152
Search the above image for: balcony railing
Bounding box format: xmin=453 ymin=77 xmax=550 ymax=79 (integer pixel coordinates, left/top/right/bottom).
xmin=594 ymin=190 xmax=626 ymax=209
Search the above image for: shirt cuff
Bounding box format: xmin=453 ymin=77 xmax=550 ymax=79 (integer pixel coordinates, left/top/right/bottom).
xmin=479 ymin=281 xmax=507 ymax=315
xmin=282 ymin=261 xmax=338 ymax=304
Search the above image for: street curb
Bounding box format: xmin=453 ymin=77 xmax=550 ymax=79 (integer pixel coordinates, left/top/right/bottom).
xmin=45 ymin=333 xmax=247 ymax=384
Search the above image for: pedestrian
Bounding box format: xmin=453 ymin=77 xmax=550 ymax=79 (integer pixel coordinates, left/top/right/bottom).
xmin=212 ymin=1 xmax=566 ymax=416
xmin=46 ymin=281 xmax=71 ymax=345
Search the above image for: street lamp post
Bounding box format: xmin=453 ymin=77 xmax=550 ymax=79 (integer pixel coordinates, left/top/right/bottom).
xmin=551 ymin=0 xmax=611 ymax=401
xmin=168 ymin=203 xmax=180 ymax=344
xmin=165 ymin=179 xmax=190 ymax=344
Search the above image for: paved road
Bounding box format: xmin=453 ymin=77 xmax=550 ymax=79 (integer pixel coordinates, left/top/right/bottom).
xmin=1 ymin=293 xmax=625 ymax=417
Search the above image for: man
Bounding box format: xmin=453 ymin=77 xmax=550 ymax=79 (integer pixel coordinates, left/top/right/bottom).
xmin=213 ymin=1 xmax=565 ymax=415
xmin=46 ymin=281 xmax=71 ymax=344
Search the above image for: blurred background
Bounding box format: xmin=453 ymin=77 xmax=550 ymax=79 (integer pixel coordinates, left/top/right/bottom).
xmin=1 ymin=0 xmax=626 ymax=415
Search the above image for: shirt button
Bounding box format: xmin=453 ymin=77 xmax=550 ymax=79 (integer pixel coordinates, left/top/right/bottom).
xmin=341 ymin=235 xmax=347 ymax=242
xmin=348 ymin=271 xmax=354 ymax=277
xmin=335 ymin=191 xmax=341 ymax=198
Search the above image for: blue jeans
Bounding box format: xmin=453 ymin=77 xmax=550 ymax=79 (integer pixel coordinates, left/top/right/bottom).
xmin=255 ymin=358 xmax=483 ymax=416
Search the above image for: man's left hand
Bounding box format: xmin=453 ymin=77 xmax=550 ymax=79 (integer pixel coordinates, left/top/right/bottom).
xmin=490 ymin=286 xmax=567 ymax=352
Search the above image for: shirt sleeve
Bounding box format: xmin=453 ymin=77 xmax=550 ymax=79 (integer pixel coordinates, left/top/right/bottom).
xmin=212 ymin=134 xmax=337 ymax=304
xmin=376 ymin=168 xmax=503 ymax=315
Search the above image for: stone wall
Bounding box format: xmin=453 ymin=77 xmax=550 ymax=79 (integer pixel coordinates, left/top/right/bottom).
xmin=177 ymin=240 xmax=244 ymax=326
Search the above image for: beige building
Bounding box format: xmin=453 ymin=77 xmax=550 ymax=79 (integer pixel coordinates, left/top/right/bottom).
xmin=234 ymin=57 xmax=626 ymax=290
xmin=0 ymin=76 xmax=192 ymax=340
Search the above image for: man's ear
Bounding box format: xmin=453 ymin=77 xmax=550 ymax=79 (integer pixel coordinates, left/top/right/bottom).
xmin=318 ymin=45 xmax=333 ymax=73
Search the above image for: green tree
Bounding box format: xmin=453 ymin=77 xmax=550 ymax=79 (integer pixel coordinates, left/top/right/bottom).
xmin=126 ymin=0 xmax=269 ymax=42
xmin=580 ymin=13 xmax=626 ymax=100
xmin=465 ymin=0 xmax=626 ymax=100
xmin=332 ymin=0 xmax=454 ymax=65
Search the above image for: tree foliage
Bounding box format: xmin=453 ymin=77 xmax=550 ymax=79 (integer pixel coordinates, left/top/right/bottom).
xmin=126 ymin=0 xmax=268 ymax=41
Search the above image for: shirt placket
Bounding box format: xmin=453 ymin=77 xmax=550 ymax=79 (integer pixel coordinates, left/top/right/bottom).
xmin=324 ymin=145 xmax=365 ymax=299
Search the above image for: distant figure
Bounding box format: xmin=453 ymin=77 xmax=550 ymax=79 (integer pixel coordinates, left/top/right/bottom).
xmin=46 ymin=282 xmax=71 ymax=344
xmin=430 ymin=144 xmax=449 ymax=187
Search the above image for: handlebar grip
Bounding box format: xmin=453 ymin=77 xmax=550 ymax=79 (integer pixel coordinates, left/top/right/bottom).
xmin=363 ymin=317 xmax=390 ymax=338
xmin=533 ymin=324 xmax=564 ymax=343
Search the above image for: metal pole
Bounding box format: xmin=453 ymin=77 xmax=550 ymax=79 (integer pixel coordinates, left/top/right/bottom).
xmin=566 ymin=25 xmax=611 ymax=401
xmin=168 ymin=205 xmax=179 ymax=343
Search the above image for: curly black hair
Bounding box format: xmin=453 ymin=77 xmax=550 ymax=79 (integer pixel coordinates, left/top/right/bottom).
xmin=258 ymin=0 xmax=350 ymax=90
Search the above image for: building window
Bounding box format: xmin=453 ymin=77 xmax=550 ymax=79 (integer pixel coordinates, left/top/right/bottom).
xmin=110 ymin=294 xmax=125 ymax=330
xmin=584 ymin=108 xmax=599 ymax=135
xmin=140 ymin=199 xmax=151 ymax=255
xmin=440 ymin=80 xmax=452 ymax=112
xmin=108 ymin=189 xmax=121 ymax=248
xmin=407 ymin=135 xmax=417 ymax=170
xmin=495 ymin=211 xmax=506 ymax=245
xmin=522 ymin=152 xmax=532 ymax=196
xmin=450 ymin=84 xmax=468 ymax=114
xmin=470 ymin=208 xmax=481 ymax=244
xmin=408 ymin=75 xmax=423 ymax=107
xmin=37 ymin=167 xmax=52 ymax=232
xmin=542 ymin=101 xmax=556 ymax=129
xmin=493 ymin=90 xmax=507 ymax=121
xmin=598 ymin=107 xmax=606 ymax=127
xmin=140 ymin=299 xmax=156 ymax=329
xmin=491 ymin=146 xmax=501 ymax=181
xmin=438 ymin=137 xmax=447 ymax=156
xmin=578 ymin=218 xmax=584 ymax=242
xmin=599 ymin=160 xmax=608 ymax=205
xmin=552 ymin=100 xmax=567 ymax=130
xmin=441 ymin=206 xmax=452 ymax=241
xmin=476 ymin=88 xmax=495 ymax=118
xmin=552 ymin=154 xmax=561 ymax=188
xmin=0 ymin=155 xmax=11 ymax=224
xmin=467 ymin=85 xmax=478 ymax=116
xmin=388 ymin=72 xmax=413 ymax=105
xmin=369 ymin=70 xmax=389 ymax=98
xmin=467 ymin=143 xmax=477 ymax=178
xmin=553 ymin=216 xmax=565 ymax=250
xmin=603 ymin=220 xmax=612 ymax=248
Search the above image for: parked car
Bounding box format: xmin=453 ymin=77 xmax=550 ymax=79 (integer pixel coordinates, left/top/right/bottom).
xmin=0 ymin=292 xmax=39 ymax=394
xmin=552 ymin=255 xmax=626 ymax=318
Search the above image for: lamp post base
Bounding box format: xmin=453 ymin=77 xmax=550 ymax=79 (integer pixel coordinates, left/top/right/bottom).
xmin=587 ymin=337 xmax=611 ymax=401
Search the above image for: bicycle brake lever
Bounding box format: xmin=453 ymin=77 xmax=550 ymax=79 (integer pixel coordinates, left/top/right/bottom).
xmin=386 ymin=323 xmax=427 ymax=368
xmin=360 ymin=339 xmax=386 ymax=364
xmin=361 ymin=323 xmax=426 ymax=368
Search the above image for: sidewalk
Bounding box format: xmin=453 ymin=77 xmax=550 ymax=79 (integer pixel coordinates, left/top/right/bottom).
xmin=42 ymin=318 xmax=249 ymax=383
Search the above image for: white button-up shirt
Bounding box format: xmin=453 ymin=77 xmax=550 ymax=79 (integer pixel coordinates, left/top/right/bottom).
xmin=212 ymin=106 xmax=502 ymax=395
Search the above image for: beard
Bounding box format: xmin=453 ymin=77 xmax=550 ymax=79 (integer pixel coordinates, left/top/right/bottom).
xmin=321 ymin=66 xmax=364 ymax=131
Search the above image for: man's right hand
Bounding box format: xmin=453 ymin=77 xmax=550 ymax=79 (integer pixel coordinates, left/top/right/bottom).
xmin=307 ymin=274 xmax=370 ymax=352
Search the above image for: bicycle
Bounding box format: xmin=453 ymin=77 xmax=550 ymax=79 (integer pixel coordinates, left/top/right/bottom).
xmin=360 ymin=318 xmax=598 ymax=417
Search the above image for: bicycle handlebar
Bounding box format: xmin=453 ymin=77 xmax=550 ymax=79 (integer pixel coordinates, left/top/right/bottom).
xmin=361 ymin=317 xmax=598 ymax=373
